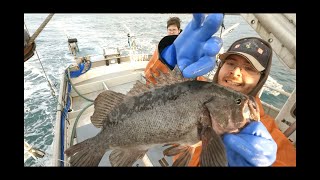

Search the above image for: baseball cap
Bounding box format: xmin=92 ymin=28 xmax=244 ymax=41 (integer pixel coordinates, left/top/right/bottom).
xmin=219 ymin=37 xmax=272 ymax=72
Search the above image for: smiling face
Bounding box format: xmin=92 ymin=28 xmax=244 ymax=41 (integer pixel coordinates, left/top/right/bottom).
xmin=217 ymin=55 xmax=261 ymax=95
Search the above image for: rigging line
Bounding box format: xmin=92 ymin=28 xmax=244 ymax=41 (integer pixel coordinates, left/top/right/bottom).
xmin=34 ymin=50 xmax=57 ymax=98
xmin=219 ymin=13 xmax=226 ymax=39
xmin=24 ymin=22 xmax=30 ymax=35
xmin=24 ymin=21 xmax=57 ymax=98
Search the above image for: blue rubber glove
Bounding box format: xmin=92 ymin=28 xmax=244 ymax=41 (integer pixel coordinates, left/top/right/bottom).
xmin=161 ymin=13 xmax=223 ymax=78
xmin=223 ymin=121 xmax=277 ymax=166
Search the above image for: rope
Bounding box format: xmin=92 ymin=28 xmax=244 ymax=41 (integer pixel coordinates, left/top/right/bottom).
xmin=70 ymin=102 xmax=94 ymax=146
xmin=24 ymin=22 xmax=57 ymax=98
xmin=34 ymin=50 xmax=57 ymax=97
xmin=66 ymin=66 xmax=94 ymax=102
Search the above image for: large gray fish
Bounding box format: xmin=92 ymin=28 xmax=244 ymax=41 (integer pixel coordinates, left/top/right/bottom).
xmin=64 ymin=66 xmax=259 ymax=167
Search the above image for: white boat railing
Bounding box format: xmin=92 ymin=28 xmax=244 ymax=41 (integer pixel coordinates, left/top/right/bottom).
xmin=259 ymin=84 xmax=296 ymax=144
xmin=259 ymin=84 xmax=292 ymax=116
xmin=52 ymin=72 xmax=68 ymax=166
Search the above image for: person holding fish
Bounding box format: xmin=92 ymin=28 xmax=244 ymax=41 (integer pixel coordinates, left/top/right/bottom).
xmin=145 ymin=13 xmax=296 ymax=166
xmin=64 ymin=13 xmax=296 ymax=167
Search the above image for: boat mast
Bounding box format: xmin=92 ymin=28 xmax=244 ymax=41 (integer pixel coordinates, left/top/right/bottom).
xmin=26 ymin=13 xmax=54 ymax=47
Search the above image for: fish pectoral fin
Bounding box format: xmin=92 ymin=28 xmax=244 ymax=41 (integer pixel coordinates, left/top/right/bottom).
xmin=90 ymin=90 xmax=126 ymax=128
xmin=64 ymin=137 xmax=106 ymax=166
xmin=163 ymin=144 xmax=185 ymax=156
xmin=109 ymin=149 xmax=147 ymax=167
xmin=200 ymin=127 xmax=228 ymax=166
xmin=172 ymin=146 xmax=195 ymax=167
xmin=163 ymin=144 xmax=194 ymax=166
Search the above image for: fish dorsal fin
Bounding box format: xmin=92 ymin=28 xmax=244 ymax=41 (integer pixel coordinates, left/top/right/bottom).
xmin=90 ymin=90 xmax=126 ymax=128
xmin=126 ymin=80 xmax=151 ymax=96
xmin=127 ymin=65 xmax=190 ymax=96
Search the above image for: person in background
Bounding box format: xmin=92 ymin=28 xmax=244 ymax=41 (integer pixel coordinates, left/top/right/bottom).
xmin=144 ymin=13 xmax=296 ymax=166
xmin=166 ymin=17 xmax=182 ymax=35
xmin=145 ymin=17 xmax=184 ymax=84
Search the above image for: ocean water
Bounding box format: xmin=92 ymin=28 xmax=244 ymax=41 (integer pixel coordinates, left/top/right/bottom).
xmin=24 ymin=13 xmax=296 ymax=166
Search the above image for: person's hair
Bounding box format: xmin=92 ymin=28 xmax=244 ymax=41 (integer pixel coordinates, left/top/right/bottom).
xmin=167 ymin=17 xmax=181 ymax=29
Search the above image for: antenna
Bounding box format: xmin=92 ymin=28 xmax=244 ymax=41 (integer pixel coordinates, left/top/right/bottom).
xmin=221 ymin=23 xmax=240 ymax=38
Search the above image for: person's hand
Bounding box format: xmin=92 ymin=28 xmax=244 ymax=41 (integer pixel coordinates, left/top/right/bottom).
xmin=161 ymin=13 xmax=223 ymax=78
xmin=222 ymin=121 xmax=277 ymax=166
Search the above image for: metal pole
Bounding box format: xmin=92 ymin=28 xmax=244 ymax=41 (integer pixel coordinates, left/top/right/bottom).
xmin=283 ymin=121 xmax=296 ymax=138
xmin=254 ymin=14 xmax=296 ymax=57
xmin=27 ymin=13 xmax=54 ymax=47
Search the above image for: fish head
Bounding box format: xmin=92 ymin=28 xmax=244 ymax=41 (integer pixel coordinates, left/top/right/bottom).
xmin=204 ymin=88 xmax=259 ymax=135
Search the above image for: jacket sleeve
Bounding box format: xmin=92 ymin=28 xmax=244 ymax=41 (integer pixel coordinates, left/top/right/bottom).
xmin=157 ymin=35 xmax=178 ymax=70
xmin=256 ymin=96 xmax=296 ymax=166
xmin=144 ymin=35 xmax=178 ymax=84
xmin=144 ymin=48 xmax=170 ymax=84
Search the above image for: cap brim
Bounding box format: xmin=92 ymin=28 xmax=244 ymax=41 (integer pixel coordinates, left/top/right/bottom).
xmin=219 ymin=51 xmax=265 ymax=72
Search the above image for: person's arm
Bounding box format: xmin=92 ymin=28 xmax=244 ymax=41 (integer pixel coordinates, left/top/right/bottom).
xmin=144 ymin=13 xmax=223 ymax=83
xmin=260 ymin=115 xmax=296 ymax=166
xmin=144 ymin=48 xmax=171 ymax=84
xmin=256 ymin=97 xmax=296 ymax=166
xmin=159 ymin=14 xmax=223 ymax=78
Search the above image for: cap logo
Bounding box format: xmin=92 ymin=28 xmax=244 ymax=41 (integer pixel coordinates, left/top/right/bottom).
xmin=245 ymin=42 xmax=251 ymax=48
xmin=234 ymin=44 xmax=240 ymax=48
xmin=257 ymin=48 xmax=263 ymax=54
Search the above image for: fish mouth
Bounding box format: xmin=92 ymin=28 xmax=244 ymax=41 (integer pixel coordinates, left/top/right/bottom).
xmin=246 ymin=96 xmax=260 ymax=121
xmin=242 ymin=99 xmax=251 ymax=120
xmin=239 ymin=98 xmax=258 ymax=128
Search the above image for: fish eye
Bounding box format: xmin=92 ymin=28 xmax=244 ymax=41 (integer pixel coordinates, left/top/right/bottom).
xmin=236 ymin=98 xmax=242 ymax=105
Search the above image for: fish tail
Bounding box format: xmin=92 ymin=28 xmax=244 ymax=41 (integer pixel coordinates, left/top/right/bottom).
xmin=64 ymin=137 xmax=107 ymax=166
